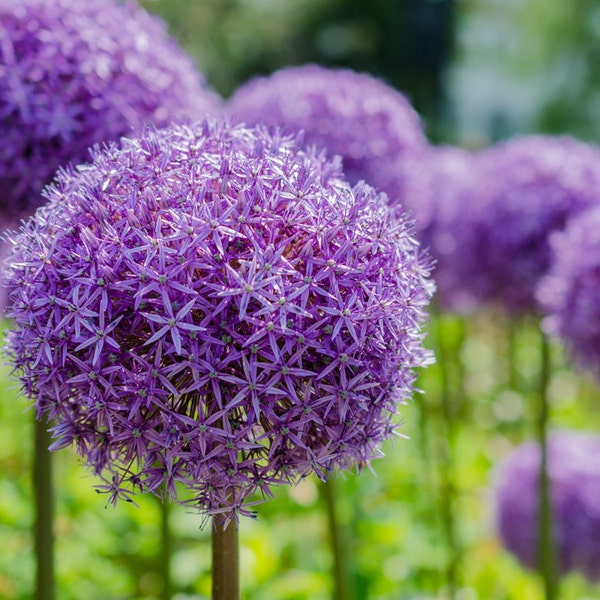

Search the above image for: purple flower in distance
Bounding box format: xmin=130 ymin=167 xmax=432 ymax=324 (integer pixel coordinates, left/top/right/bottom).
xmin=226 ymin=64 xmax=427 ymax=204
xmin=4 ymin=119 xmax=433 ymax=521
xmin=402 ymin=145 xmax=481 ymax=313
xmin=537 ymin=207 xmax=600 ymax=379
xmin=469 ymin=135 xmax=600 ymax=314
xmin=494 ymin=430 xmax=600 ymax=582
xmin=0 ymin=0 xmax=221 ymax=219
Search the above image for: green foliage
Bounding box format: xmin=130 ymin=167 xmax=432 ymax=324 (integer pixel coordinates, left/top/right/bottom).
xmin=3 ymin=313 xmax=600 ymax=599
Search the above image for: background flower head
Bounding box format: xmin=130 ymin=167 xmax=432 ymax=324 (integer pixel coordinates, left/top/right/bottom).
xmin=0 ymin=0 xmax=221 ymax=218
xmin=537 ymin=206 xmax=600 ymax=379
xmin=4 ymin=118 xmax=433 ymax=520
xmin=226 ymin=64 xmax=427 ymax=205
xmin=469 ymin=135 xmax=600 ymax=314
xmin=401 ymin=145 xmax=481 ymax=313
xmin=494 ymin=430 xmax=600 ymax=581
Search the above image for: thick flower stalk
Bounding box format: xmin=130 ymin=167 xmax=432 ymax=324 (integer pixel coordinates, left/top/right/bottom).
xmin=4 ymin=119 xmax=433 ymax=521
xmin=494 ymin=430 xmax=600 ymax=582
xmin=468 ymin=135 xmax=600 ymax=314
xmin=226 ymin=64 xmax=427 ymax=204
xmin=0 ymin=0 xmax=220 ymax=218
xmin=537 ymin=207 xmax=600 ymax=379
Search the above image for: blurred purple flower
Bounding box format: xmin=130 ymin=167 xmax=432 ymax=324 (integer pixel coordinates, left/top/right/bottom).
xmin=538 ymin=207 xmax=600 ymax=379
xmin=4 ymin=119 xmax=433 ymax=521
xmin=0 ymin=0 xmax=221 ymax=219
xmin=226 ymin=64 xmax=427 ymax=205
xmin=402 ymin=145 xmax=481 ymax=313
xmin=468 ymin=135 xmax=600 ymax=314
xmin=494 ymin=430 xmax=600 ymax=581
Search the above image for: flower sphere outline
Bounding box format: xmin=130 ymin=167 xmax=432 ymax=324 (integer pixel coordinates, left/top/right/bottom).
xmin=0 ymin=0 xmax=221 ymax=218
xmin=226 ymin=64 xmax=427 ymax=203
xmin=4 ymin=119 xmax=433 ymax=520
xmin=538 ymin=206 xmax=600 ymax=380
xmin=494 ymin=430 xmax=600 ymax=581
xmin=471 ymin=135 xmax=600 ymax=314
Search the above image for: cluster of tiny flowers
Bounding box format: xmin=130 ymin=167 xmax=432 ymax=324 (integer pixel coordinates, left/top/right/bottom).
xmin=494 ymin=430 xmax=600 ymax=582
xmin=4 ymin=119 xmax=433 ymax=520
xmin=226 ymin=64 xmax=427 ymax=204
xmin=401 ymin=145 xmax=481 ymax=313
xmin=537 ymin=207 xmax=600 ymax=379
xmin=0 ymin=0 xmax=221 ymax=218
xmin=468 ymin=135 xmax=600 ymax=314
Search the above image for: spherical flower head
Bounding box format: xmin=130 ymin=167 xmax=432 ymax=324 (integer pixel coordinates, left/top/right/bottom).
xmin=0 ymin=0 xmax=221 ymax=219
xmin=226 ymin=64 xmax=427 ymax=204
xmin=402 ymin=145 xmax=481 ymax=313
xmin=469 ymin=135 xmax=600 ymax=314
xmin=494 ymin=430 xmax=600 ymax=581
xmin=4 ymin=119 xmax=433 ymax=521
xmin=537 ymin=207 xmax=600 ymax=379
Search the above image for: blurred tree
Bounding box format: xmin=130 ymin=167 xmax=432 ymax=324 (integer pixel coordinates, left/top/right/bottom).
xmin=451 ymin=0 xmax=600 ymax=144
xmin=516 ymin=0 xmax=600 ymax=140
xmin=306 ymin=0 xmax=455 ymax=139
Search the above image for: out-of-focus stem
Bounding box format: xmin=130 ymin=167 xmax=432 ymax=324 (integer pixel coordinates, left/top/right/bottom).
xmin=538 ymin=333 xmax=557 ymax=600
xmin=322 ymin=476 xmax=353 ymax=600
xmin=506 ymin=318 xmax=518 ymax=391
xmin=34 ymin=417 xmax=54 ymax=600
xmin=435 ymin=314 xmax=461 ymax=600
xmin=211 ymin=516 xmax=239 ymax=600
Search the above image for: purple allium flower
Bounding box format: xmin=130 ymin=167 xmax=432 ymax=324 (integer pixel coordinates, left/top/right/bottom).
xmin=494 ymin=430 xmax=600 ymax=581
xmin=468 ymin=135 xmax=600 ymax=314
xmin=401 ymin=145 xmax=481 ymax=313
xmin=226 ymin=64 xmax=427 ymax=204
xmin=4 ymin=119 xmax=433 ymax=521
xmin=537 ymin=207 xmax=600 ymax=379
xmin=0 ymin=0 xmax=221 ymax=219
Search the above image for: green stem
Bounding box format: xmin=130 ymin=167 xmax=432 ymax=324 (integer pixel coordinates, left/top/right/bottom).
xmin=160 ymin=500 xmax=171 ymax=600
xmin=538 ymin=333 xmax=557 ymax=600
xmin=415 ymin=381 xmax=437 ymax=532
xmin=435 ymin=315 xmax=460 ymax=600
xmin=34 ymin=417 xmax=54 ymax=600
xmin=211 ymin=516 xmax=240 ymax=600
xmin=506 ymin=317 xmax=518 ymax=391
xmin=322 ymin=477 xmax=353 ymax=600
